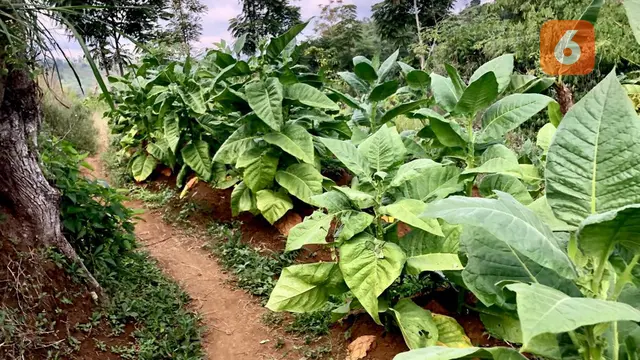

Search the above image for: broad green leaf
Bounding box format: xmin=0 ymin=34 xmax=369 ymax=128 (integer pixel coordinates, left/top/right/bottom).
xmin=146 ymin=142 xmax=165 ymax=162
xmin=462 ymin=158 xmax=521 ymax=177
xmin=336 ymin=211 xmax=374 ymax=242
xmin=390 ymin=299 xmax=439 ymax=349
xmin=338 ymin=71 xmax=369 ymax=94
xmin=178 ymin=82 xmax=206 ymax=114
xmin=311 ymin=190 xmax=352 ymax=213
xmin=231 ymin=181 xmax=256 ymax=216
xmin=369 ymin=80 xmax=399 ymax=102
xmin=399 ymin=224 xmax=461 ymax=256
xmin=400 ymin=166 xmax=462 ymax=202
xmin=406 ymin=254 xmax=463 ymax=275
xmin=358 ymin=125 xmax=406 ymax=172
xmin=477 ymin=94 xmax=554 ymax=143
xmin=379 ymin=99 xmax=431 ymax=125
xmin=479 ymin=311 xmax=523 ymax=344
xmin=284 ymin=83 xmax=339 ymax=110
xmin=256 ymin=189 xmax=293 ymax=224
xmin=377 ymin=49 xmax=399 ymax=82
xmin=432 ymin=313 xmax=473 ymax=348
xmin=131 ymin=153 xmax=157 ymax=182
xmin=339 ymin=233 xmax=406 ymax=324
xmin=267 ymin=262 xmax=343 ymax=312
xmin=580 ymin=0 xmax=604 ymax=24
xmin=547 ymin=101 xmax=563 ymax=127
xmin=430 ymin=118 xmax=467 ymax=148
xmin=536 ymin=123 xmax=556 ymax=154
xmin=181 ymin=140 xmax=212 ymax=181
xmin=576 ymin=204 xmax=640 ymax=260
xmin=444 ymin=64 xmax=465 ymax=98
xmin=380 ymin=199 xmax=443 ymax=236
xmin=237 ymin=147 xmax=279 ymax=192
xmin=246 ymin=78 xmax=283 ymax=131
xmin=213 ymin=125 xmax=259 ymax=164
xmin=478 ymin=174 xmax=533 ymax=205
xmin=391 ymin=159 xmax=441 ymax=187
xmin=507 ymin=283 xmax=640 ymax=349
xmin=353 ymin=57 xmax=378 ymax=82
xmin=266 ymin=21 xmax=309 ymax=58
xmin=276 ymin=164 xmax=323 ymax=204
xmin=460 ymin=226 xmax=580 ymax=308
xmin=431 ymin=73 xmax=459 ymax=112
xmin=397 ymin=61 xmax=415 ymax=75
xmin=163 ymin=115 xmax=180 ymax=154
xmin=481 ymin=144 xmax=518 ymax=164
xmin=213 ymin=61 xmax=251 ymax=84
xmin=546 ymin=71 xmax=640 ymax=226
xmin=424 ymin=192 xmax=576 ymax=279
xmin=454 ymin=72 xmax=499 ymax=115
xmin=286 ymin=211 xmax=334 ymax=252
xmin=527 ymin=197 xmax=575 ymax=232
xmin=394 ymin=346 xmax=527 ymax=360
xmin=264 ymin=123 xmax=314 ymax=164
xmin=469 ymin=54 xmax=515 ymax=94
xmin=319 ymin=138 xmax=371 ymax=179
xmin=334 ymin=186 xmax=376 ymax=209
xmin=406 ymin=70 xmax=431 ymax=90
xmin=625 ymin=0 xmax=640 ymax=45
xmin=327 ymin=88 xmax=363 ymax=109
xmin=413 ymin=108 xmax=447 ymax=122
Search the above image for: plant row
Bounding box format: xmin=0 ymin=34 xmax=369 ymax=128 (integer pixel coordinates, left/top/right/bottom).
xmin=107 ymin=19 xmax=640 ymax=360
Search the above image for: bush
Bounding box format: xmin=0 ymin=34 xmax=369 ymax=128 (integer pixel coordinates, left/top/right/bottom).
xmin=41 ymin=93 xmax=98 ymax=154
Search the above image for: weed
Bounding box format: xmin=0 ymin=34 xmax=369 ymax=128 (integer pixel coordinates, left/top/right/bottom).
xmin=286 ymin=311 xmax=332 ymax=336
xmin=209 ymin=224 xmax=297 ymax=298
xmin=261 ymin=311 xmax=284 ymax=327
xmin=274 ymin=337 xmax=285 ymax=349
xmin=101 ymin=143 xmax=132 ymax=188
xmin=129 ymin=187 xmax=176 ymax=209
xmin=386 ymin=274 xmax=436 ymax=299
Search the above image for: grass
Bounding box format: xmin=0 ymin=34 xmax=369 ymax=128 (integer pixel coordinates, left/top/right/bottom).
xmin=207 ymin=222 xmax=298 ymax=299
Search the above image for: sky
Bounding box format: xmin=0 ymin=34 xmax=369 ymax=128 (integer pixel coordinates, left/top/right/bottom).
xmin=54 ymin=0 xmax=476 ymax=58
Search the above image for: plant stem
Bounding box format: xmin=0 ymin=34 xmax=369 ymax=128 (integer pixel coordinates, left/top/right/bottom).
xmin=592 ymin=242 xmax=616 ymax=296
xmin=613 ymin=254 xmax=640 ymax=300
xmin=612 ymin=321 xmax=619 ymax=360
xmin=586 ymin=326 xmax=603 ymax=360
xmin=568 ymin=331 xmax=589 ymax=360
xmin=466 ymin=116 xmax=475 ymax=196
xmin=370 ymin=102 xmax=378 ymax=130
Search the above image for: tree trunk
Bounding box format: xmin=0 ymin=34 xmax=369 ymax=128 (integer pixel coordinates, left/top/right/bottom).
xmin=0 ymin=63 xmax=103 ymax=297
xmin=413 ymin=0 xmax=426 ymax=70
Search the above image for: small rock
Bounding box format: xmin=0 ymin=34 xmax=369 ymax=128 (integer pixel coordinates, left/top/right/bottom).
xmin=347 ymin=335 xmax=376 ymax=360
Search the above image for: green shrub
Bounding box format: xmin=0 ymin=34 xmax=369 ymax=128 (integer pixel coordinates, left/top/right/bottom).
xmin=41 ymin=94 xmax=98 ymax=154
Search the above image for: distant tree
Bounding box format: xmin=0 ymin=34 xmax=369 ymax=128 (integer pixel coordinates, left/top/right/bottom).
xmin=59 ymin=0 xmax=169 ymax=75
xmin=470 ymin=0 xmax=480 ymax=6
xmin=162 ymin=0 xmax=207 ymax=56
xmin=303 ymin=1 xmax=396 ymax=75
xmin=228 ymin=0 xmax=302 ymax=55
xmin=372 ymin=0 xmax=454 ymax=52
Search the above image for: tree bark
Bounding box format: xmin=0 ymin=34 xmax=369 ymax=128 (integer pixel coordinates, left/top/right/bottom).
xmin=0 ymin=63 xmax=103 ymax=297
xmin=413 ymin=0 xmax=426 ymax=70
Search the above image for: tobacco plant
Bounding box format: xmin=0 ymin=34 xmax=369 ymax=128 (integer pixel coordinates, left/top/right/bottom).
xmin=107 ymin=53 xmax=237 ymax=185
xmin=266 ymin=124 xmax=474 ymax=349
xmin=415 ymin=54 xmax=557 ymax=198
xmin=212 ymin=22 xmax=353 ymax=224
xmin=395 ymin=71 xmax=640 ymax=359
xmin=329 ymin=53 xmax=431 ymax=132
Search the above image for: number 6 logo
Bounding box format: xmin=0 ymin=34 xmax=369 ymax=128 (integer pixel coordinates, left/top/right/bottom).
xmin=541 ymin=20 xmax=595 ymax=75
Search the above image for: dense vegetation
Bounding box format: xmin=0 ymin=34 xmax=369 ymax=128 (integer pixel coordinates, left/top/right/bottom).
xmin=3 ymin=0 xmax=640 ymax=359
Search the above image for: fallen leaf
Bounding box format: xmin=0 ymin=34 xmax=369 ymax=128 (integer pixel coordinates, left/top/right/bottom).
xmin=347 ymin=335 xmax=376 ymax=360
xmin=274 ymin=211 xmax=302 ymax=236
xmin=180 ymin=177 xmax=199 ymax=199
xmin=161 ymin=168 xmax=172 ymax=177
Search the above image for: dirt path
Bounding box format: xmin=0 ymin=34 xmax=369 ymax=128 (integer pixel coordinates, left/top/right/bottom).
xmin=87 ymin=117 xmax=300 ymax=360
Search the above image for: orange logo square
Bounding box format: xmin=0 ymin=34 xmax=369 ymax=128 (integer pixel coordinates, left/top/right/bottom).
xmin=540 ymin=20 xmax=595 ymax=76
